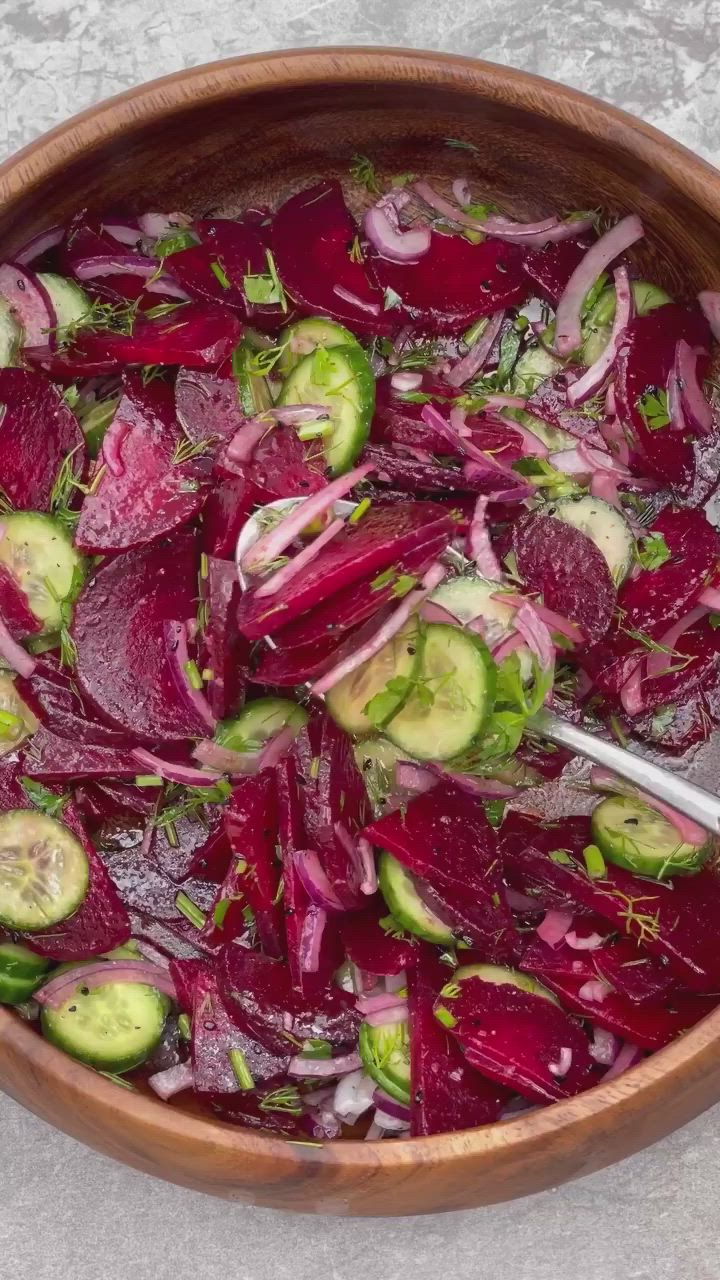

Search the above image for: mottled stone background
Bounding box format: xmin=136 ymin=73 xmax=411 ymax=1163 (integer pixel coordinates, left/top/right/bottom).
xmin=3 ymin=1 xmax=720 ymax=1277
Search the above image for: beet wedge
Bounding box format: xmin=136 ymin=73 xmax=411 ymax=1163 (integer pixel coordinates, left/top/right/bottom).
xmin=436 ymin=973 xmax=595 ymax=1104
xmin=202 ymin=556 xmax=248 ymax=720
xmin=61 ymin=303 xmax=242 ymax=371
xmin=72 ymin=528 xmax=213 ymax=743
xmin=272 ymin=181 xmax=393 ymax=336
xmin=526 ymin=373 xmax=608 ymax=442
xmin=521 ymin=237 xmax=594 ymax=306
xmin=0 ymin=368 xmax=85 ymax=510
xmin=190 ymin=963 xmax=289 ymax=1094
xmin=151 ymin=806 xmax=231 ymax=885
xmin=175 ymin=364 xmax=245 ymax=447
xmin=341 ymin=900 xmax=419 ymax=977
xmin=409 ymin=948 xmax=512 ymax=1135
xmin=0 ymin=565 xmax=42 ymax=640
xmin=514 ymin=510 xmax=617 ymax=644
xmin=75 ymin=373 xmax=206 ymax=553
xmin=16 ymin=657 xmax=139 ymax=749
xmin=361 ymin=444 xmax=496 ymax=495
xmin=237 ymin=501 xmax=454 ymax=639
xmin=218 ymin=944 xmax=361 ymax=1057
xmin=363 ymin=782 xmax=518 ymax=961
xmin=20 ymin=724 xmax=141 ymax=782
xmin=166 ymin=218 xmax=289 ymax=331
xmin=200 ymin=472 xmax=261 ymax=560
xmin=248 ymin=423 xmax=326 ymax=502
xmin=592 ymin=938 xmax=678 ymax=1006
xmin=252 ymin=632 xmax=349 ymax=686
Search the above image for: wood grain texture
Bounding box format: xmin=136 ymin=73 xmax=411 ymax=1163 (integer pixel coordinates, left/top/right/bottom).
xmin=2 ymin=47 xmax=720 ymax=1215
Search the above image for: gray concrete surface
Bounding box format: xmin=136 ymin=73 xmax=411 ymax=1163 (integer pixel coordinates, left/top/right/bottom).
xmin=2 ymin=0 xmax=720 ymax=1274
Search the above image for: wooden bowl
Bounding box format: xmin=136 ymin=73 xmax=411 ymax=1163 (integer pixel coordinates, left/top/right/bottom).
xmin=2 ymin=47 xmax=720 ymax=1216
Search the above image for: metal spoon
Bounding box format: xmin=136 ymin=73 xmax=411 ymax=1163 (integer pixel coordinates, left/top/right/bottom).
xmin=237 ymin=497 xmax=720 ymax=836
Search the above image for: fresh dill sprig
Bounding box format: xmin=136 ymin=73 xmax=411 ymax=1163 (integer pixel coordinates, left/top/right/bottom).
xmin=349 ymin=153 xmax=379 ymax=194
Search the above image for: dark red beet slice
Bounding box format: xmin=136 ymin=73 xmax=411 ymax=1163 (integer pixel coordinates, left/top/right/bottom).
xmin=526 ymin=373 xmax=607 ymax=442
xmin=60 ymin=211 xmax=123 ymax=272
xmin=272 ymin=181 xmax=393 ymax=336
xmin=201 ymin=773 xmax=284 ymax=957
xmin=409 ymin=948 xmax=511 ymax=1135
xmin=521 ymin=237 xmax=593 ymax=305
xmin=500 ymin=812 xmax=720 ymax=990
xmin=237 ymin=502 xmax=454 ymax=639
xmin=301 ymin=713 xmax=371 ymax=910
xmin=20 ymin=724 xmax=140 ymax=782
xmin=363 ymin=782 xmax=518 ymax=961
xmin=252 ymin=632 xmax=348 ymax=686
xmin=0 ymin=566 xmax=42 ymax=639
xmin=0 ymin=756 xmax=41 ymax=809
xmin=102 ymin=841 xmax=216 ymax=921
xmin=372 ymin=375 xmax=462 ymax=453
xmin=438 ymin=974 xmax=595 ymax=1103
xmin=190 ymin=964 xmax=289 ymax=1094
xmin=592 ymin=939 xmax=677 ymax=1006
xmin=514 ymin=511 xmax=617 ymax=644
xmin=169 ymin=957 xmax=205 ymax=1014
xmin=201 ymin=472 xmax=260 ymax=560
xmin=74 ymin=779 xmax=155 ymax=829
xmin=16 ymin=657 xmax=137 ymax=749
xmin=62 ymin=303 xmax=242 ymax=370
xmin=218 ymin=944 xmax=361 ymax=1057
xmin=0 ymin=368 xmax=85 ymax=510
xmin=631 ymin=616 xmax=720 ymax=714
xmin=72 ymin=528 xmax=212 ymax=743
xmin=151 ymin=807 xmax=231 ymax=885
xmin=361 ymin=443 xmax=492 ymax=494
xmin=630 ymin=684 xmax=720 ymax=752
xmin=22 ymin=803 xmax=131 ymax=960
xmin=202 ymin=556 xmax=248 ymax=720
xmin=340 ymin=900 xmax=419 ymax=976
xmin=75 ymin=373 xmax=205 ymax=553
xmin=616 ymin=508 xmax=719 ymax=635
xmin=615 ymin=305 xmax=710 ymax=489
xmin=417 ymin=877 xmax=521 ymax=961
xmin=248 ymin=423 xmax=326 ymax=502
xmin=369 ymin=232 xmax=527 ymax=334
xmin=207 ymin=1088 xmax=307 ymax=1136
xmin=175 ymin=365 xmax=245 ymax=446
xmin=128 ymin=908 xmax=210 ymax=963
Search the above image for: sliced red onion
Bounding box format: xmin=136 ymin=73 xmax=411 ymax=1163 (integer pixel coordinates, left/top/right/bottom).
xmin=495 ymin=593 xmax=583 ymax=645
xmin=298 ymin=904 xmax=327 ymax=974
xmin=554 ymin=215 xmax=644 ymax=357
xmin=390 ymin=370 xmax=424 ymax=392
xmin=312 ymin=561 xmax=447 ymax=696
xmin=333 ymin=1069 xmax=377 ymax=1124
xmin=645 ymin=604 xmax=708 ymax=681
xmin=420 ymin=600 xmax=461 ymax=625
xmin=363 ymin=205 xmax=431 ymax=264
xmin=226 ymin=418 xmax=271 ymax=465
xmin=590 ymin=472 xmax=621 ymax=510
xmin=144 ymin=277 xmax=192 ymax=301
xmin=619 ymin=662 xmax=645 ymax=716
xmin=273 ymin=404 xmax=329 ymax=426
xmin=481 ymin=393 xmax=527 ymax=410
xmin=132 ymin=747 xmax=221 ymax=788
xmin=357 ymin=836 xmax=378 ymax=896
xmin=394 ymin=760 xmax=438 ymax=794
xmin=675 ymin=340 xmax=713 ymax=436
xmin=100 ymin=416 xmax=130 ymax=478
xmin=288 ymin=1050 xmax=362 ymax=1078
xmin=36 ymin=959 xmax=177 ymax=1009
xmin=449 ymin=405 xmax=473 ymax=438
xmin=452 ymin=178 xmax=472 ymax=207
xmin=0 ymin=263 xmax=55 ymax=347
xmin=242 ymin=463 xmax=374 ymax=573
xmin=192 ymin=738 xmax=261 ymax=775
xmin=468 ymin=495 xmax=504 ymax=580
xmin=422 ymin=404 xmax=526 ymax=489
xmin=73 ymin=253 xmax=163 ymax=280
xmin=599 ymin=415 xmax=630 ymax=467
xmin=138 ymin=211 xmax=192 ymax=238
xmin=293 ymin=849 xmax=346 ymax=911
xmin=578 ymin=978 xmax=613 ymax=1003
xmin=503 ymin=418 xmax=549 ymax=459
xmin=364 ymin=1006 xmax=409 ymax=1028
xmin=372 ymin=1089 xmax=411 ymax=1122
xmin=505 ymin=887 xmax=541 ymax=913
xmin=163 ymin=619 xmax=216 ymax=731
xmin=333 ymin=284 xmax=381 ymax=316
xmin=0 ymin=620 xmax=36 ymax=678
xmin=373 ymin=1108 xmax=411 ymax=1133
xmin=548 ymin=1046 xmax=573 ymax=1079
xmin=699 ymin=290 xmax=720 ymax=341
xmin=255 ymin=516 xmax=345 ymax=600
xmin=365 ymin=1119 xmax=385 ymax=1140
xmin=412 ymin=183 xmax=591 ymax=247
xmin=430 ymin=766 xmax=519 ymax=799
xmin=356 ymin=992 xmax=408 ymax=1015
xmin=536 ymin=909 xmax=573 ymax=947
xmin=14 ymin=225 xmax=64 ymax=266
xmin=605 ymin=384 xmax=617 ymax=417
xmin=512 ymin=601 xmax=555 ymax=669
xmin=600 ymin=1040 xmax=642 ymax=1081
xmin=138 ymin=818 xmax=154 ymax=862
xmin=567 ymin=265 xmax=633 ymax=405
xmin=148 ymin=1060 xmax=194 ymax=1100
xmin=257 ymin=723 xmax=299 ymax=770
xmin=589 ymin=767 xmax=707 ymax=847
xmin=101 ymin=220 xmax=143 ymax=246
xmin=492 ymin=631 xmax=526 ymax=663
xmin=699 ymin=586 xmax=720 ymax=610
xmin=564 ymin=930 xmax=605 ymax=951
xmin=446 ymin=310 xmax=505 ymax=387
xmin=589 ymin=1027 xmax=619 ymax=1066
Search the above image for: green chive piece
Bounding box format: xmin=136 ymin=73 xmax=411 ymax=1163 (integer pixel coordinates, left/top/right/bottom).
xmin=201 ymin=667 xmax=213 ymax=682
xmin=210 ymin=260 xmax=231 ymax=290
xmin=175 ymin=890 xmax=206 ymax=929
xmin=0 ymin=709 xmax=22 ymax=739
xmin=165 ymin=821 xmax=179 ymax=848
xmin=300 ymin=1038 xmax=332 ymax=1060
xmin=228 ymin=1047 xmax=255 ymax=1090
xmin=213 ymin=898 xmax=232 ymax=927
xmin=177 ymin=1013 xmax=191 ymax=1040
xmin=183 ymin=659 xmax=203 ymax=690
xmin=134 ymin=774 xmax=164 ymax=787
xmin=349 ymin=497 xmax=371 ymax=525
xmin=235 ymin=858 xmax=248 ymax=875
xmin=434 ymin=1005 xmax=457 ymax=1030
xmin=583 ymin=843 xmax=607 ymax=880
xmin=200 ymin=552 xmax=209 ymax=580
xmin=309 ymin=756 xmax=320 ymax=780
xmin=297 ymin=421 xmax=333 ymax=441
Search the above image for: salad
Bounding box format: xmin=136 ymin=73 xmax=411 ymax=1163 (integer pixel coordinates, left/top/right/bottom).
xmin=0 ymin=152 xmax=720 ymax=1144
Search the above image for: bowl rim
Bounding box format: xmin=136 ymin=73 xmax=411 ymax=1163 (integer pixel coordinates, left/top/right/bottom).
xmin=2 ymin=44 xmax=720 ymax=1177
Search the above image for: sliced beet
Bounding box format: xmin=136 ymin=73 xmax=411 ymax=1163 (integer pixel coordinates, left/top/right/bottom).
xmin=202 ymin=556 xmax=248 ymax=720
xmin=63 ymin=303 xmax=242 ymax=370
xmin=60 ymin=211 xmax=124 ymax=272
xmin=198 ymin=219 xmax=289 ymax=330
xmin=630 ymin=685 xmax=720 ymax=752
xmin=615 ymin=508 xmax=719 ymax=635
xmin=592 ymin=938 xmax=677 ymax=1006
xmin=369 ymin=232 xmax=527 ymax=334
xmin=372 ymin=375 xmax=462 ymax=453
xmin=252 ymin=632 xmax=347 ymax=686
xmin=521 ymin=237 xmax=593 ymax=305
xmin=631 ymin=616 xmax=720 ymax=714
xmin=526 ymin=373 xmax=607 ymax=442
xmin=75 ymin=373 xmax=205 ymax=553
xmin=272 ymin=181 xmax=393 ymax=336
xmin=72 ymin=528 xmax=212 ymax=743
xmin=0 ymin=755 xmax=41 ymax=809
xmin=340 ymin=900 xmax=419 ymax=976
xmin=207 ymin=1089 xmax=307 ymax=1136
xmin=190 ymin=963 xmax=289 ymax=1094
xmin=0 ymin=565 xmax=42 ymax=639
xmin=500 ymin=812 xmax=720 ymax=991
xmin=409 ymin=947 xmax=512 ymax=1136
xmin=169 ymin=957 xmax=206 ymax=1014
xmin=363 ymin=782 xmax=518 ymax=962
xmin=201 ymin=472 xmax=260 ymax=560
xmin=21 ymin=803 xmax=131 ymax=960
xmin=0 ymin=368 xmax=85 ymax=510
xmin=513 ymin=510 xmax=617 ymax=644
xmin=248 ymin=423 xmax=326 ymax=502
xmin=152 ymin=807 xmax=231 ymax=885
xmin=20 ymin=724 xmax=140 ymax=782
xmin=128 ymin=908 xmax=210 ymax=963
xmin=237 ymin=501 xmax=454 ymax=639
xmin=102 ymin=841 xmax=216 ymax=923
xmin=175 ymin=364 xmax=245 ymax=446
xmin=615 ymin=305 xmax=711 ymax=489
xmin=78 ymin=779 xmax=157 ymax=824
xmin=16 ymin=657 xmax=138 ymax=749
xmin=218 ymin=943 xmax=361 ymax=1057
xmin=302 ymin=713 xmax=370 ymax=909
xmin=361 ymin=443 xmax=491 ymax=494
xmin=439 ymin=974 xmax=595 ymax=1103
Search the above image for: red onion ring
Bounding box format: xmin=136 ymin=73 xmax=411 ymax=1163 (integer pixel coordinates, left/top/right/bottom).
xmin=567 ymin=265 xmax=633 ymax=405
xmin=333 ymin=284 xmax=381 ymax=316
xmin=600 ymin=1040 xmax=642 ymax=1081
xmin=36 ymin=959 xmax=177 ymax=1009
xmin=255 ymin=516 xmax=345 ymax=599
xmin=445 ymin=310 xmax=505 ymax=387
xmin=162 ymin=619 xmax=216 ymax=731
xmin=132 ymin=747 xmax=221 ymax=788
xmin=293 ymin=849 xmax=346 ymax=911
xmin=699 ymin=290 xmax=720 ymax=341
xmin=0 ymin=619 xmax=36 ymax=677
xmin=554 ymin=216 xmax=644 ymax=357
xmin=675 ymin=340 xmax=713 ymax=436
xmin=241 ymin=463 xmax=373 ymax=573
xmin=14 ymin=225 xmax=64 ymax=266
xmin=468 ymin=495 xmax=504 ymax=579
xmin=536 ymin=909 xmax=573 ymax=947
xmin=288 ymin=1050 xmax=362 ymax=1078
xmin=363 ymin=204 xmax=431 ymax=264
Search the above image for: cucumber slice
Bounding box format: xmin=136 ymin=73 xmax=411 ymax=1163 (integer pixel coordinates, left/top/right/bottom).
xmin=545 ymin=495 xmax=634 ymax=585
xmin=278 ymin=317 xmax=360 ymax=378
xmin=278 ymin=344 xmax=375 ymax=475
xmin=0 ymin=809 xmax=89 ymax=931
xmin=503 ymin=407 xmax=578 ymax=453
xmin=385 ymin=623 xmax=496 ymax=761
xmin=379 ymin=851 xmax=453 ymax=944
xmin=326 ymin=619 xmax=422 ymax=735
xmin=0 ymin=512 xmax=85 ymax=631
xmin=510 ymin=344 xmax=563 ymax=396
xmin=358 ymin=1018 xmax=411 ymax=1105
xmin=581 ymin=281 xmax=671 ymax=365
xmin=232 ymin=339 xmax=273 ymax=417
xmin=0 ymin=297 xmax=20 ymax=366
xmin=430 ymin=575 xmax=532 ymax=679
xmin=41 ymin=973 xmax=169 ymax=1072
xmin=453 ymin=962 xmax=559 ymax=1005
xmin=590 ymin=794 xmax=710 ymax=880
xmin=215 ymin=697 xmax=308 ymax=753
xmin=0 ymin=942 xmax=51 ymax=1005
xmin=353 ymin=738 xmax=408 ymax=814
xmin=0 ymin=673 xmax=38 ymax=756
xmin=37 ymin=273 xmax=91 ymax=335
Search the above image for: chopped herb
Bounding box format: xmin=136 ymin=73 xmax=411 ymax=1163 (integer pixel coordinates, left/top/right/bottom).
xmin=439 ymin=982 xmax=461 ymax=1000
xmin=172 ymin=435 xmax=212 ymax=465
xmin=297 ymin=420 xmax=333 ymax=441
xmin=49 ymin=443 xmax=85 ymax=532
xmin=636 ymin=531 xmax=672 ymax=571
xmin=370 ymin=567 xmax=396 ymax=592
xmin=349 ymin=153 xmax=379 ymax=194
xmin=484 ymin=799 xmax=506 ymax=828
xmin=395 ymin=390 xmax=433 ymax=404
xmin=583 ymin=843 xmax=606 ymax=880
xmin=200 ymin=552 xmax=209 ymax=580
xmin=650 ymin=705 xmax=676 ymax=737
xmin=243 ymin=250 xmax=287 ymax=311
xmin=494 ymin=327 xmax=522 ymax=390
xmin=434 ymin=1005 xmax=457 ymax=1029
xmin=637 ymin=387 xmax=670 ymax=432
xmin=443 ymin=138 xmax=479 ymax=152
xmin=709 ymin=614 xmax=720 ymax=630
xmin=311 ymin=345 xmax=334 ymax=385
xmin=394 ymin=340 xmax=439 ymax=371
xmin=228 ymin=1047 xmax=255 ymax=1091
xmin=390 ymin=172 xmax=416 ymax=187
xmin=175 ymin=891 xmax=206 ymax=929
xmin=177 ymin=1013 xmax=191 ymax=1040
xmin=378 ymin=913 xmax=410 ymax=941
xmin=300 ymin=1038 xmax=332 ymax=1060
xmin=155 ymin=779 xmax=232 ymax=831
xmin=183 ymin=659 xmax=203 ymax=691
xmin=259 ymin=1086 xmax=304 ymax=1115
xmin=390 ymin=573 xmax=418 ymax=598
xmin=19 ymin=777 xmax=69 ymax=818
xmin=609 ymin=715 xmax=628 ymax=748
xmin=246 ymin=342 xmax=288 ymax=377
xmin=348 ymin=235 xmax=363 ymax=264
xmin=210 ymin=259 xmax=231 ymax=290
xmin=134 ymin=774 xmax=164 ymax=787
xmin=309 ymin=756 xmax=320 ymax=780
xmin=213 ymin=898 xmax=233 ymax=928
xmin=152 ymin=228 xmax=197 ymax=257
xmin=548 ymin=849 xmax=574 ymax=866
xmin=349 ymin=497 xmax=371 ymax=525
xmin=0 ymin=710 xmax=22 ymax=741
xmin=383 ymin=286 xmax=403 ymax=312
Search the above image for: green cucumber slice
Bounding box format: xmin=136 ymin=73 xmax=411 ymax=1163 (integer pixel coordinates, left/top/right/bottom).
xmin=545 ymin=495 xmax=634 ymax=585
xmin=453 ymin=962 xmax=559 ymax=1005
xmin=0 ymin=512 xmax=85 ymax=631
xmin=503 ymin=407 xmax=578 ymax=453
xmin=385 ymin=623 xmax=495 ymax=761
xmin=353 ymin=738 xmax=408 ymax=815
xmin=326 ymin=619 xmax=422 ymax=736
xmin=581 ymin=280 xmax=672 ymax=365
xmin=0 ymin=809 xmax=89 ymax=931
xmin=358 ymin=1018 xmax=411 ymax=1105
xmin=379 ymin=851 xmax=453 ymax=944
xmin=215 ymin=697 xmax=308 ymax=754
xmin=278 ymin=344 xmax=375 ymax=475
xmin=511 ymin=344 xmax=563 ymax=396
xmin=0 ymin=942 xmax=51 ymax=1004
xmin=0 ymin=673 xmax=38 ymax=756
xmin=37 ymin=273 xmax=91 ymax=335
xmin=232 ymin=339 xmax=273 ymax=416
xmin=430 ymin=575 xmax=533 ymax=679
xmin=278 ymin=317 xmax=360 ymax=378
xmin=41 ymin=973 xmax=168 ymax=1072
xmin=590 ymin=794 xmax=710 ymax=880
xmin=0 ymin=297 xmax=20 ymax=366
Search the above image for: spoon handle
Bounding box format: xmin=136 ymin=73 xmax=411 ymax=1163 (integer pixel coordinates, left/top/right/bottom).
xmin=532 ymin=708 xmax=720 ymax=836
